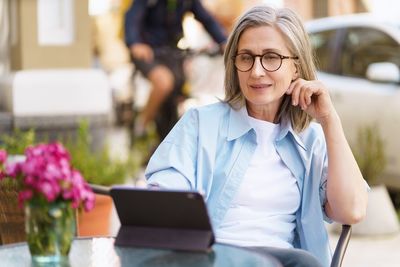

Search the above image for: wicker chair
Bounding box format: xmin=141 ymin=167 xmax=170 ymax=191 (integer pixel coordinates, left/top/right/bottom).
xmin=0 ymin=186 xmax=26 ymax=245
xmin=89 ymin=184 xmax=352 ymax=267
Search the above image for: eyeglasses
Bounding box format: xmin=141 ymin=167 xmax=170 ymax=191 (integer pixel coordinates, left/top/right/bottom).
xmin=233 ymin=52 xmax=298 ymax=72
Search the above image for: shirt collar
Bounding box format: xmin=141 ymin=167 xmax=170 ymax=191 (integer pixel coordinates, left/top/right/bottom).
xmin=277 ymin=117 xmax=307 ymax=151
xmin=227 ymin=105 xmax=252 ymax=141
xmin=227 ymin=104 xmax=307 ymax=151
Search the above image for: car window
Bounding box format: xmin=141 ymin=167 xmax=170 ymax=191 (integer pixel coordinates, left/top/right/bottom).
xmin=309 ymin=30 xmax=338 ymax=72
xmin=340 ymin=27 xmax=400 ymax=78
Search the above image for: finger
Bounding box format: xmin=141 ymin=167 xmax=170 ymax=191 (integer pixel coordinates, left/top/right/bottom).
xmin=301 ymin=87 xmax=314 ymax=110
xmin=286 ymin=78 xmax=298 ymax=95
xmin=305 ymin=89 xmax=313 ymax=105
xmin=299 ymin=86 xmax=308 ymax=110
xmin=290 ymin=80 xmax=302 ymax=106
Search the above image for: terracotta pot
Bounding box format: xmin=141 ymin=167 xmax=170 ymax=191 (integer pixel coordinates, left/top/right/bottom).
xmin=77 ymin=194 xmax=113 ymax=237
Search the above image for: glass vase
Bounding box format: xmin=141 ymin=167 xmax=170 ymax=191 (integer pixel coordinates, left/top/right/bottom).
xmin=25 ymin=198 xmax=76 ymax=264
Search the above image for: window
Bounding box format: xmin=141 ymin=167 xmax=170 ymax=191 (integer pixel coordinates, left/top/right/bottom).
xmin=309 ymin=30 xmax=337 ymax=73
xmin=340 ymin=27 xmax=400 ymax=78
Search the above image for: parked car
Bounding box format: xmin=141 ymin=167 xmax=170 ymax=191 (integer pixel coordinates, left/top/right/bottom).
xmin=305 ymin=14 xmax=400 ymax=190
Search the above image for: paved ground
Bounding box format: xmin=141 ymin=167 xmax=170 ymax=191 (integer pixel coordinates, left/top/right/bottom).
xmin=107 ymin=127 xmax=400 ymax=266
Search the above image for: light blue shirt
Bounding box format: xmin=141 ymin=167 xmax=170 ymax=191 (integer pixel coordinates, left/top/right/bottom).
xmin=145 ymin=102 xmax=332 ymax=266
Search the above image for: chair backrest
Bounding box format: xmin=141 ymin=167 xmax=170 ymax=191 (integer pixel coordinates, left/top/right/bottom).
xmin=89 ymin=184 xmax=111 ymax=196
xmin=0 ymin=187 xmax=26 ymax=244
xmin=330 ymin=224 xmax=352 ymax=267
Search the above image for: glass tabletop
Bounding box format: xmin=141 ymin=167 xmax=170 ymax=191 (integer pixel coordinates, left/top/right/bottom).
xmin=0 ymin=237 xmax=281 ymax=267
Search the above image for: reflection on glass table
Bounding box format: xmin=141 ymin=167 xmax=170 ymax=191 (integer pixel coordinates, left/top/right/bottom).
xmin=0 ymin=237 xmax=282 ymax=267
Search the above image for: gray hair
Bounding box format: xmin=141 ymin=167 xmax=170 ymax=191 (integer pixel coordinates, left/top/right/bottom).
xmin=223 ymin=5 xmax=315 ymax=132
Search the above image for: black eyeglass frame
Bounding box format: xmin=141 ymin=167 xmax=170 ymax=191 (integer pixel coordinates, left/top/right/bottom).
xmin=233 ymin=51 xmax=299 ymax=72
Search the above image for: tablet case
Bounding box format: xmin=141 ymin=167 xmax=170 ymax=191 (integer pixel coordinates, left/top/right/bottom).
xmin=110 ymin=187 xmax=215 ymax=252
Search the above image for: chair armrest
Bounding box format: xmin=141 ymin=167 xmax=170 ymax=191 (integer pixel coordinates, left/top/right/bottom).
xmin=330 ymin=224 xmax=352 ymax=267
xmin=89 ymin=184 xmax=111 ymax=196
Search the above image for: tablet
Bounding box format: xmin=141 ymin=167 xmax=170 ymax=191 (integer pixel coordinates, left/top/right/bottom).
xmin=110 ymin=187 xmax=215 ymax=251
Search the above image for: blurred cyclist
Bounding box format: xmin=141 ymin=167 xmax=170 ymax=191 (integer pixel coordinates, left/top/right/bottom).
xmin=124 ymin=0 xmax=227 ymax=138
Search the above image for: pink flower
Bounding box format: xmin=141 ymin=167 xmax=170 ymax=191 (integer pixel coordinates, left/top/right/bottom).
xmin=0 ymin=149 xmax=7 ymax=164
xmin=0 ymin=142 xmax=95 ymax=212
xmin=18 ymin=189 xmax=33 ymax=207
xmin=5 ymin=162 xmax=22 ymax=177
xmin=83 ymin=192 xmax=96 ymax=212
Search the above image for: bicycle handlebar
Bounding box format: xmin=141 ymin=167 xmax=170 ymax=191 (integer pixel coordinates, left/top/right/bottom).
xmin=153 ymin=45 xmax=224 ymax=59
xmin=183 ymin=45 xmax=224 ymax=58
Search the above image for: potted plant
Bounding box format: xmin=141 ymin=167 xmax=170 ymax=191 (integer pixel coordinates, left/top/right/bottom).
xmin=351 ymin=124 xmax=399 ymax=235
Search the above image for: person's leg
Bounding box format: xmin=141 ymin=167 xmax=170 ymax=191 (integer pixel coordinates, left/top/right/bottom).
xmin=131 ymin=48 xmax=181 ymax=137
xmin=140 ymin=65 xmax=174 ymax=129
xmin=131 ymin=60 xmax=175 ymax=136
xmin=246 ymin=247 xmax=323 ymax=267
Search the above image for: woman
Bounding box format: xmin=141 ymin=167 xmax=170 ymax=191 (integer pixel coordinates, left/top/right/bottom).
xmin=145 ymin=5 xmax=368 ymax=267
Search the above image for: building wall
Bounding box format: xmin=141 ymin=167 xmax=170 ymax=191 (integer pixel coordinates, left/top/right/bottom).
xmin=285 ymin=0 xmax=313 ymax=20
xmin=10 ymin=0 xmax=92 ymax=70
xmin=328 ymin=0 xmax=356 ymax=16
xmin=285 ymin=0 xmax=368 ymax=21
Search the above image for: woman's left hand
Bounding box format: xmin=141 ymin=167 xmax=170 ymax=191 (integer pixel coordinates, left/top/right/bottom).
xmin=286 ymin=78 xmax=335 ymax=124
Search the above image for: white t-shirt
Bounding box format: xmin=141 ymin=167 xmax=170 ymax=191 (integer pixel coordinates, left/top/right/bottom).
xmin=216 ymin=116 xmax=301 ymax=248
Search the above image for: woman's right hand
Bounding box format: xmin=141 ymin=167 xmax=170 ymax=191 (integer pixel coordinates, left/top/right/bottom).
xmin=130 ymin=43 xmax=154 ymax=63
xmin=286 ymin=78 xmax=336 ymax=125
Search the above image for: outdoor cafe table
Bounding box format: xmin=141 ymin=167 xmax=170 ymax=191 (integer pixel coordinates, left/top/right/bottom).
xmin=0 ymin=237 xmax=281 ymax=267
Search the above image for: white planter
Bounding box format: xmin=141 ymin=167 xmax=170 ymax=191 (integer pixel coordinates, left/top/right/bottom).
xmin=352 ymin=184 xmax=399 ymax=235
